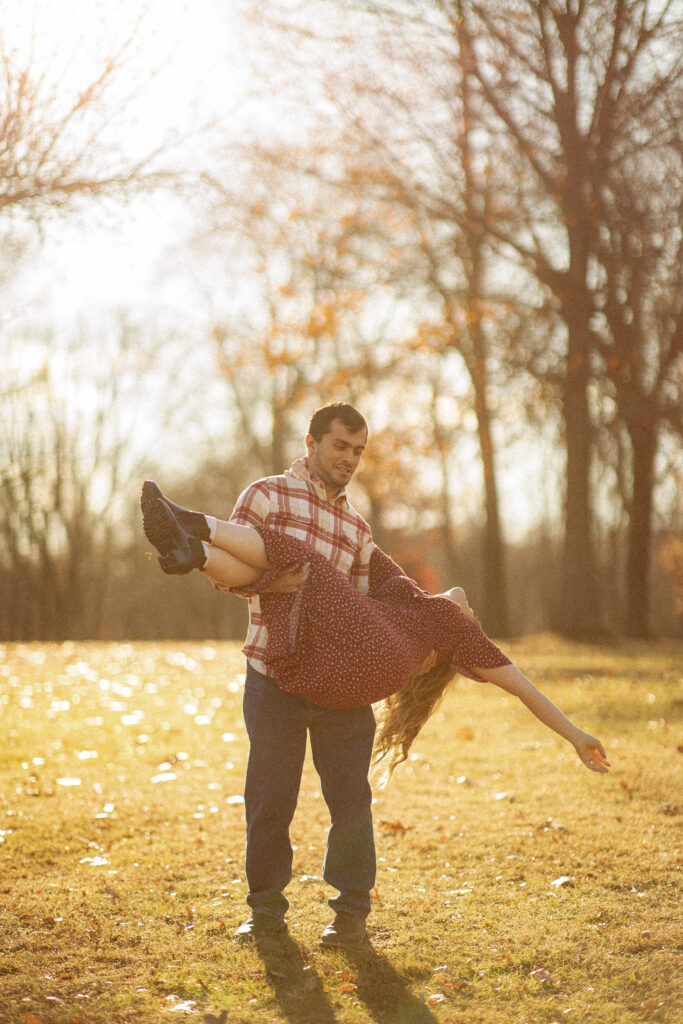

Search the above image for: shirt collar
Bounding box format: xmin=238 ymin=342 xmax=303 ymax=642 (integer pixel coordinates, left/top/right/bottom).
xmin=285 ymin=456 xmax=349 ymax=506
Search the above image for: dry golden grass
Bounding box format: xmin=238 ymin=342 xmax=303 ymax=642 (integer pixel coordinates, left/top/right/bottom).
xmin=0 ymin=637 xmax=681 ymax=1024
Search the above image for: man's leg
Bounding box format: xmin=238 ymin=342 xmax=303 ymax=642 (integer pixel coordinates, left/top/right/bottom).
xmin=309 ymin=703 xmax=376 ymax=940
xmin=241 ymin=665 xmax=309 ymax=927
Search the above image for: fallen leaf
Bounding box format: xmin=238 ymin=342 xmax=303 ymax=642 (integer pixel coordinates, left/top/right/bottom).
xmin=335 ymin=971 xmax=358 ymax=982
xmin=167 ymin=995 xmax=197 ymax=1011
xmin=427 ymin=993 xmax=445 ymax=1005
xmin=456 ymin=726 xmax=475 ymax=741
xmin=550 ymin=875 xmax=575 ymax=887
xmin=379 ymin=820 xmax=413 ymax=832
xmin=538 ymin=818 xmax=568 ymax=833
xmin=336 ymin=982 xmax=358 ymax=994
xmin=24 ymin=1014 xmax=41 ymax=1024
xmin=639 ymin=1000 xmax=664 ymax=1016
xmin=530 ymin=967 xmax=556 ymax=984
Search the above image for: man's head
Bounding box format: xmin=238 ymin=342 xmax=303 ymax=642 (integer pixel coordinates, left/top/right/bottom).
xmin=306 ymin=403 xmax=368 ymax=498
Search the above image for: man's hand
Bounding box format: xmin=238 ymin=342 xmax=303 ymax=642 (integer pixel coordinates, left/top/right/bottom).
xmin=261 ymin=563 xmax=311 ymax=594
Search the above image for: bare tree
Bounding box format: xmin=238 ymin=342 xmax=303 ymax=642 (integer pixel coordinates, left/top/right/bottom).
xmin=0 ymin=320 xmax=183 ymax=639
xmin=279 ymin=0 xmax=683 ymax=637
xmin=0 ymin=3 xmax=196 ymax=224
xmin=195 ymin=153 xmax=410 ymax=479
xmin=452 ymin=0 xmax=683 ymax=636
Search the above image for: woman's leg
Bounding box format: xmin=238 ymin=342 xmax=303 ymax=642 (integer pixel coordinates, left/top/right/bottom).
xmin=211 ymin=520 xmax=269 ymax=568
xmin=199 ymin=520 xmax=270 ymax=587
xmin=201 ymin=546 xmax=263 ymax=588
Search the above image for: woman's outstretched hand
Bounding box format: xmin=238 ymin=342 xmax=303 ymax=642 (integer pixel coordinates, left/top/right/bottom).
xmin=573 ymin=732 xmax=611 ymax=773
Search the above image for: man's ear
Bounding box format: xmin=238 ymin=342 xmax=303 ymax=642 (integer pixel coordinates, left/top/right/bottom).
xmin=305 ymin=433 xmax=315 ymax=453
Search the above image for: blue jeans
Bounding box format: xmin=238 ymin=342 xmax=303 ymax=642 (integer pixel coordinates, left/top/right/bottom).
xmin=242 ymin=664 xmax=376 ymax=920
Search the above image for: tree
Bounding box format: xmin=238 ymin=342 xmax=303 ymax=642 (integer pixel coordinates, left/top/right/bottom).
xmin=591 ymin=118 xmax=682 ymax=635
xmin=0 ymin=4 xmax=192 ymax=224
xmin=453 ymin=0 xmax=683 ymax=636
xmin=302 ymin=0 xmax=683 ymax=636
xmin=0 ymin=321 xmax=183 ymax=639
xmin=195 ymin=152 xmax=412 ymax=481
xmin=243 ymin=4 xmax=514 ymax=633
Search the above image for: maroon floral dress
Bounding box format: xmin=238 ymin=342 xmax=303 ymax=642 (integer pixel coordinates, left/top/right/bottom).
xmin=246 ymin=527 xmax=510 ymax=708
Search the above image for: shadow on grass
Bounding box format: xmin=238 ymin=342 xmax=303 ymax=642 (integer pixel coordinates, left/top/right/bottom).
xmin=252 ymin=932 xmax=439 ymax=1024
xmin=254 ymin=931 xmax=338 ymax=1024
xmin=346 ymin=941 xmax=440 ymax=1024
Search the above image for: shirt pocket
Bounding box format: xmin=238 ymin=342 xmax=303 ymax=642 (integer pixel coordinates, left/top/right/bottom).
xmin=266 ymin=510 xmax=314 ymax=541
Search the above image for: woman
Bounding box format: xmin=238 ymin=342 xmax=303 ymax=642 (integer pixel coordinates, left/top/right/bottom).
xmin=142 ymin=485 xmax=610 ymax=780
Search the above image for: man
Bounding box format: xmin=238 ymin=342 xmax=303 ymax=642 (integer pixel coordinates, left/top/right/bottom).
xmin=228 ymin=402 xmax=376 ymax=947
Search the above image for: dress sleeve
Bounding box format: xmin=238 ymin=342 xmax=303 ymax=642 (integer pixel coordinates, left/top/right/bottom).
xmin=349 ymin=530 xmax=375 ymax=595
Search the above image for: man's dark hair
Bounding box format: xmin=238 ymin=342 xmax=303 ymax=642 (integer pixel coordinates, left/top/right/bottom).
xmin=308 ymin=403 xmax=368 ymax=441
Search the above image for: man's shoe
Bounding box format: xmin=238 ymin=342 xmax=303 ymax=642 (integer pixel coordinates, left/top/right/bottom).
xmin=151 ymin=499 xmax=207 ymax=575
xmin=234 ymin=913 xmax=287 ymax=942
xmin=320 ymin=912 xmax=368 ymax=948
xmin=141 ymin=480 xmax=210 ymax=544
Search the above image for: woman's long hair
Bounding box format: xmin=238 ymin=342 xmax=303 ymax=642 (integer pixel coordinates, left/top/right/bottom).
xmin=373 ymin=660 xmax=456 ymax=785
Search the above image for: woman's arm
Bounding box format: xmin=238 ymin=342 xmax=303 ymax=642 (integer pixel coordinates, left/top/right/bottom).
xmin=474 ymin=663 xmax=611 ymax=773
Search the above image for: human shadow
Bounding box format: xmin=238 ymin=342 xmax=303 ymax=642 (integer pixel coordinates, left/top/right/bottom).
xmin=253 ymin=930 xmax=338 ymax=1024
xmin=342 ymin=939 xmax=440 ymax=1024
xmin=250 ymin=931 xmax=439 ymax=1024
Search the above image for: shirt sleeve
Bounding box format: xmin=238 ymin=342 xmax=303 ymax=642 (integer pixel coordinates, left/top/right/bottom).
xmin=229 ymin=481 xmax=271 ymax=527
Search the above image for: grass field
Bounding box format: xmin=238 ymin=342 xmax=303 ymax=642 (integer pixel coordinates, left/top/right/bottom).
xmin=0 ymin=637 xmax=681 ymax=1024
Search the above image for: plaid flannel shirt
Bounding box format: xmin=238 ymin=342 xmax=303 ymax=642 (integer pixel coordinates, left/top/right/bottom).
xmin=227 ymin=457 xmax=374 ymax=676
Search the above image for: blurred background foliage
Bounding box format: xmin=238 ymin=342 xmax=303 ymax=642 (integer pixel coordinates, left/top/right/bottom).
xmin=0 ymin=0 xmax=681 ymax=642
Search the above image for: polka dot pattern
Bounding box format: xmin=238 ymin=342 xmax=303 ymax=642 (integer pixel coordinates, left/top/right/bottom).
xmin=256 ymin=527 xmax=511 ymax=709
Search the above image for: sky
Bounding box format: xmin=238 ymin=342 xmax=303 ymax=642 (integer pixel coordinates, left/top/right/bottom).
xmin=4 ymin=0 xmax=256 ymax=317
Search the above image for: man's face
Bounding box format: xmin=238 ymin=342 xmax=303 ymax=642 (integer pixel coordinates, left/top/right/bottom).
xmin=306 ymin=418 xmax=367 ymax=497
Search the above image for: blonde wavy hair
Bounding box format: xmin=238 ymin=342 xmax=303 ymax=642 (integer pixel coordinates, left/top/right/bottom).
xmin=372 ymin=659 xmax=456 ymax=785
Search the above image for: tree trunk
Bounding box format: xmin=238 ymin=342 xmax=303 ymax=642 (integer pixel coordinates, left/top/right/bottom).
xmin=471 ymin=371 xmax=509 ymax=637
xmin=560 ymin=318 xmax=601 ymax=637
xmin=624 ymin=418 xmax=656 ymax=637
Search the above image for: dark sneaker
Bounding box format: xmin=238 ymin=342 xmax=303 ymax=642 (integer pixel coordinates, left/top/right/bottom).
xmin=141 ymin=480 xmax=210 ymax=543
xmin=320 ymin=912 xmax=368 ymax=948
xmin=234 ymin=913 xmax=287 ymax=942
xmin=151 ymin=499 xmax=207 ymax=574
